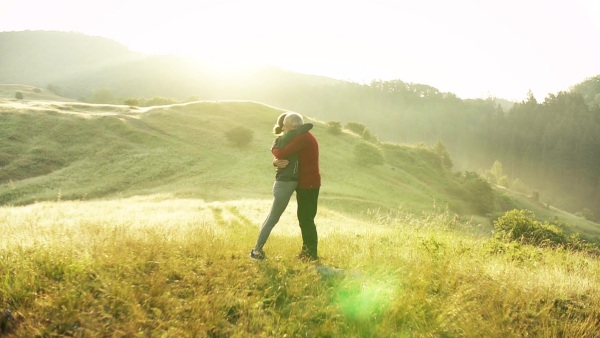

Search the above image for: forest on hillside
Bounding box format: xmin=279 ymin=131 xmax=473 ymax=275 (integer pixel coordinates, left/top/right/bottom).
xmin=341 ymin=80 xmax=600 ymax=222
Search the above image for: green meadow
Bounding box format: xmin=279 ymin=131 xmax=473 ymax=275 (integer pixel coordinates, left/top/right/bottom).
xmin=1 ymin=93 xmax=599 ymax=336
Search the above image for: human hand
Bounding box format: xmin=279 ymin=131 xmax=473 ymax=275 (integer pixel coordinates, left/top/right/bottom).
xmin=273 ymin=159 xmax=289 ymax=168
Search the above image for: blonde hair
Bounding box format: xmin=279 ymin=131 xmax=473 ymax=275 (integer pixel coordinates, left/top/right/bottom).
xmin=273 ymin=113 xmax=287 ymax=135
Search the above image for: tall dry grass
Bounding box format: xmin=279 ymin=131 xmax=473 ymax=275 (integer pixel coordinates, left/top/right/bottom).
xmin=1 ymin=196 xmax=599 ymax=336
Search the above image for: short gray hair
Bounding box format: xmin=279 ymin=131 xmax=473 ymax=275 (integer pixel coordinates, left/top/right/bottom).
xmin=283 ymin=113 xmax=304 ymax=128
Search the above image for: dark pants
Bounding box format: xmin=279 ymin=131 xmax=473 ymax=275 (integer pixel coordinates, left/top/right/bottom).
xmin=296 ymin=188 xmax=319 ymax=258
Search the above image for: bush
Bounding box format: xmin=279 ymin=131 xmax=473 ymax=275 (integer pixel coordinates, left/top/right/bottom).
xmin=493 ymin=209 xmax=569 ymax=248
xmin=146 ymin=96 xmax=178 ymax=106
xmin=124 ymin=98 xmax=140 ymax=107
xmin=361 ymin=128 xmax=378 ymax=143
xmin=15 ymin=91 xmax=23 ymax=100
xmin=225 ymin=126 xmax=254 ymax=147
xmin=327 ymin=121 xmax=342 ymax=135
xmin=457 ymin=171 xmax=494 ymax=214
xmin=353 ymin=142 xmax=384 ymax=166
xmin=345 ymin=121 xmax=366 ymax=135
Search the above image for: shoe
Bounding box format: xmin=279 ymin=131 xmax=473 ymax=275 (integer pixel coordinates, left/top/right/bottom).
xmin=249 ymin=249 xmax=266 ymax=260
xmin=296 ymin=251 xmax=318 ymax=262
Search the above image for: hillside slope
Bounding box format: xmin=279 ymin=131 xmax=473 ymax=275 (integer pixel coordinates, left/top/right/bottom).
xmin=2 ymin=98 xmax=599 ymax=239
xmin=1 ymin=99 xmax=500 ymax=220
xmin=0 ymin=84 xmax=76 ymax=102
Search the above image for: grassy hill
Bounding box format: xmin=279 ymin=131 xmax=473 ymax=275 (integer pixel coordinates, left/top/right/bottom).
xmin=1 ymin=92 xmax=598 ymax=230
xmin=0 ymin=95 xmax=482 ymax=217
xmin=1 ymin=97 xmax=600 ymax=336
xmin=0 ymin=84 xmax=75 ymax=102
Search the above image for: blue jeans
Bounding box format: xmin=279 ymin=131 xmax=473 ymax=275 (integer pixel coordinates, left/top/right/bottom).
xmin=253 ymin=180 xmax=298 ymax=251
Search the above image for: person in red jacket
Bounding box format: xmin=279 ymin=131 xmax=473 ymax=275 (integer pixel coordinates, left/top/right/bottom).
xmin=272 ymin=113 xmax=321 ymax=261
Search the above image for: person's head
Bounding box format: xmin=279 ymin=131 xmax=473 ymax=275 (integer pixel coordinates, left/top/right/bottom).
xmin=273 ymin=113 xmax=288 ymax=135
xmin=283 ymin=112 xmax=304 ymax=131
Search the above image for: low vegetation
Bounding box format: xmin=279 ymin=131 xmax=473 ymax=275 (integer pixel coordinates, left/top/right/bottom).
xmin=1 ymin=97 xmax=599 ymax=336
xmin=1 ymin=198 xmax=599 ymax=336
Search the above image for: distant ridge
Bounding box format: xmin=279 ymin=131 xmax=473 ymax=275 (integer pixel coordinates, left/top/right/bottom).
xmin=0 ymin=84 xmax=75 ymax=102
xmin=0 ymin=31 xmax=136 ymax=86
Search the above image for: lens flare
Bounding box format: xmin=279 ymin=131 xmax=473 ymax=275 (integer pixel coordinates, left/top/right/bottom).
xmin=335 ymin=278 xmax=397 ymax=321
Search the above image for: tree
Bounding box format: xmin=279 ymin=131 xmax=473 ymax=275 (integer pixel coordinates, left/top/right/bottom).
xmin=457 ymin=171 xmax=494 ymax=214
xmin=488 ymin=160 xmax=508 ymax=187
xmin=225 ymin=126 xmax=254 ymax=148
xmin=432 ymin=140 xmax=453 ymax=170
xmin=15 ymin=91 xmax=23 ymax=100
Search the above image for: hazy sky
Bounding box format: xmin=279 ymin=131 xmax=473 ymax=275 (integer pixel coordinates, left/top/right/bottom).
xmin=2 ymin=0 xmax=599 ymax=101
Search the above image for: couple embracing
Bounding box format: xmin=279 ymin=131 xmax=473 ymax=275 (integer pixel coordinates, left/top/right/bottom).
xmin=250 ymin=112 xmax=321 ymax=261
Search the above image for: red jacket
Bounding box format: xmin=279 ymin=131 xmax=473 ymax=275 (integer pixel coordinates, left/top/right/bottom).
xmin=272 ymin=129 xmax=321 ymax=189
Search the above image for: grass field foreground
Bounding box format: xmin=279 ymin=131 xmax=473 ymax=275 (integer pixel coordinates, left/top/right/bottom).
xmin=1 ymin=196 xmax=599 ymax=337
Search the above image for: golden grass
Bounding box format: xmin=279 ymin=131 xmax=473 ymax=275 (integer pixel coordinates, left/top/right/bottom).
xmin=1 ymin=196 xmax=599 ymax=337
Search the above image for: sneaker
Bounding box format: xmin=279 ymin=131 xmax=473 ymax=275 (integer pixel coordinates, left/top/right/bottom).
xmin=296 ymin=251 xmax=318 ymax=262
xmin=249 ymin=249 xmax=266 ymax=260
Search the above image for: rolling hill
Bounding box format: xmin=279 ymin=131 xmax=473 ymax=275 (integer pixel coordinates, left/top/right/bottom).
xmin=2 ymin=30 xmax=600 ymax=229
xmin=2 ymin=31 xmax=600 ymax=337
xmin=1 ymin=90 xmax=599 ymax=238
xmin=0 ymin=94 xmax=469 ymax=214
xmin=1 ymin=93 xmax=600 ymax=337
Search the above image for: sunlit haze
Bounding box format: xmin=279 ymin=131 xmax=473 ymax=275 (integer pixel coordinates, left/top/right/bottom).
xmin=2 ymin=0 xmax=599 ymax=101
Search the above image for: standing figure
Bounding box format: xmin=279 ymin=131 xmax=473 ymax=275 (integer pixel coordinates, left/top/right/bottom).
xmin=249 ymin=113 xmax=312 ymax=260
xmin=272 ymin=113 xmax=321 ymax=261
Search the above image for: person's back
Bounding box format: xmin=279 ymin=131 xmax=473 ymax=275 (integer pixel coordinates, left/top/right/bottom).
xmin=271 ymin=124 xmax=320 ymax=189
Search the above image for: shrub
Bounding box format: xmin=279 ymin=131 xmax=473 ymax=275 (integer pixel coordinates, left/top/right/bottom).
xmin=493 ymin=209 xmax=569 ymax=247
xmin=353 ymin=141 xmax=384 ymax=166
xmin=225 ymin=126 xmax=254 ymax=147
xmin=15 ymin=91 xmax=24 ymax=100
xmin=457 ymin=171 xmax=494 ymax=214
xmin=361 ymin=128 xmax=378 ymax=143
xmin=327 ymin=121 xmax=342 ymax=135
xmin=146 ymin=96 xmax=178 ymax=106
xmin=124 ymin=98 xmax=140 ymax=107
xmin=345 ymin=121 xmax=366 ymax=135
